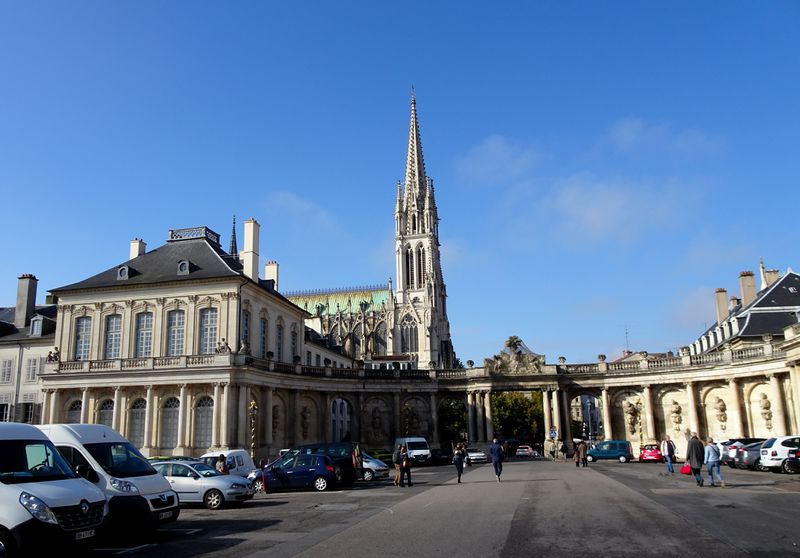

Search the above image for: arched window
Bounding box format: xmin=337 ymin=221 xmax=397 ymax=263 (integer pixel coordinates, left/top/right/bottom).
xmin=194 ymin=396 xmax=214 ymax=449
xmin=400 ymin=314 xmax=418 ymax=354
xmin=331 ymin=398 xmax=351 ymax=442
xmin=166 ymin=310 xmax=185 ymax=356
xmin=104 ymin=314 xmax=122 ymax=359
xmin=160 ymin=397 xmax=180 ymax=449
xmin=374 ymin=322 xmax=387 ymax=356
xmin=67 ymin=400 xmax=82 ymax=423
xmin=128 ymin=399 xmax=147 ymax=448
xmin=405 ymin=247 xmax=413 ymax=288
xmin=98 ymin=399 xmax=114 ymax=427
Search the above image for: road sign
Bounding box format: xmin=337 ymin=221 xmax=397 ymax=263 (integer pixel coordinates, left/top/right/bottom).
xmin=549 ymin=429 xmax=558 ymax=439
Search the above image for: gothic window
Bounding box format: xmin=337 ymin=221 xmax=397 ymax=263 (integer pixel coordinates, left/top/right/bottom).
xmin=400 ymin=314 xmax=418 ymax=354
xmin=128 ymin=398 xmax=147 ymax=448
xmin=374 ymin=322 xmax=387 ymax=356
xmin=405 ymin=247 xmax=414 ymax=289
xmin=166 ymin=310 xmax=185 ymax=356
xmin=193 ymin=396 xmax=214 ymax=449
xmin=331 ymin=398 xmax=351 ymax=442
xmin=67 ymin=400 xmax=82 ymax=423
xmin=420 ymin=247 xmax=426 ymax=285
xmin=160 ymin=397 xmax=180 ymax=448
xmin=198 ymin=308 xmax=218 ymax=355
xmin=135 ymin=312 xmax=154 ymax=358
xmin=98 ymin=399 xmax=114 ymax=427
xmin=104 ymin=314 xmax=122 ymax=360
xmin=412 ymin=214 xmax=417 ymax=234
xmin=75 ymin=317 xmax=92 ymax=361
xmin=259 ymin=318 xmax=268 ymax=359
xmin=351 ymin=324 xmax=363 ymax=358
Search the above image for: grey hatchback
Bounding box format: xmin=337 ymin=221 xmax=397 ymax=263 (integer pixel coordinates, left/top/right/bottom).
xmin=151 ymin=460 xmax=254 ymax=509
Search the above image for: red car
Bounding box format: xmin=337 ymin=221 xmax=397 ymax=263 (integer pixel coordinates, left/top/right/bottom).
xmin=639 ymin=443 xmax=664 ymax=462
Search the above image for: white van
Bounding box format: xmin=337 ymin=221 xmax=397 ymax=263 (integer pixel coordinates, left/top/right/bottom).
xmin=37 ymin=424 xmax=179 ymax=529
xmin=394 ymin=437 xmax=432 ymax=465
xmin=0 ymin=422 xmax=107 ymax=555
xmin=199 ymin=449 xmax=256 ymax=477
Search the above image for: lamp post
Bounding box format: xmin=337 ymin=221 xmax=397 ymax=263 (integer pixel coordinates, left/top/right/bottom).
xmin=249 ymin=400 xmax=258 ymax=462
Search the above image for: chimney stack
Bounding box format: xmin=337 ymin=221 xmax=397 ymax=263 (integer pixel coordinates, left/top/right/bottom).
xmin=765 ymin=269 xmax=781 ymax=287
xmin=15 ymin=274 xmax=38 ymax=329
xmin=715 ymin=288 xmax=728 ymax=325
xmin=130 ymin=238 xmax=147 ymax=260
xmin=264 ymin=260 xmax=279 ymax=291
xmin=241 ymin=218 xmax=260 ymax=281
xmin=739 ymin=271 xmax=756 ymax=307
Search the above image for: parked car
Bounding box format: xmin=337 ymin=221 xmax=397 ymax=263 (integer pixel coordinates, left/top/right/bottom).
xmin=430 ymin=448 xmax=454 ymax=466
xmin=247 ymin=453 xmax=339 ymax=492
xmin=360 ymin=452 xmax=390 ymax=481
xmin=732 ymin=441 xmax=768 ymax=471
xmin=586 ymin=440 xmax=634 ymax=463
xmin=760 ymin=436 xmax=800 ymax=473
xmin=366 ymin=448 xmax=393 ymax=465
xmin=288 ymin=442 xmax=363 ymax=485
xmin=639 ymin=443 xmax=664 ymax=463
xmin=515 ymin=445 xmax=534 ymax=459
xmin=198 ymin=449 xmax=256 ymax=478
xmin=394 ymin=437 xmax=432 ymax=465
xmin=466 ymin=447 xmax=488 ymax=464
xmin=720 ymin=438 xmax=766 ymax=468
xmin=150 ymin=461 xmax=254 ymax=509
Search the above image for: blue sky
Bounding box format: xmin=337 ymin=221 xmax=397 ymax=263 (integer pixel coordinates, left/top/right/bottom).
xmin=2 ymin=2 xmax=799 ymax=364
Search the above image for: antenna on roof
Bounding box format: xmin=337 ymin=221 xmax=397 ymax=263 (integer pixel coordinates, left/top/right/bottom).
xmin=624 ymin=325 xmax=630 ymax=351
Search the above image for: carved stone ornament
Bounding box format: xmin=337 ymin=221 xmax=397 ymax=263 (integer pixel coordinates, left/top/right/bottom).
xmin=759 ymin=393 xmax=773 ymax=430
xmin=714 ymin=396 xmax=727 ymax=431
xmin=670 ymin=400 xmax=682 ymax=432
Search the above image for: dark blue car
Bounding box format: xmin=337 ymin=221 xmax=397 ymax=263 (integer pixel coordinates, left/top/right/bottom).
xmin=248 ymin=453 xmax=340 ymax=492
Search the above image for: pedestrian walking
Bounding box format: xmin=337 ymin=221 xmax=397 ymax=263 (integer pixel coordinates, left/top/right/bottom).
xmin=489 ymin=437 xmax=505 ymax=482
xmin=660 ymin=435 xmax=676 ymax=474
xmin=557 ymin=439 xmax=567 ymax=462
xmin=686 ymin=432 xmax=705 ymax=486
xmin=576 ymin=439 xmax=588 ymax=467
xmin=453 ymin=442 xmax=466 ymax=483
xmin=392 ymin=444 xmax=402 ymax=486
xmin=704 ymin=437 xmax=725 ymax=487
xmin=399 ymin=445 xmax=412 ymax=487
xmin=573 ymin=441 xmax=582 ymax=467
xmin=546 ymin=439 xmax=556 ymax=461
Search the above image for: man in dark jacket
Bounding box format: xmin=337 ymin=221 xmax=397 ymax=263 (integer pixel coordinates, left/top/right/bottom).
xmin=489 ymin=438 xmax=505 ymax=482
xmin=686 ymin=432 xmax=705 ymax=486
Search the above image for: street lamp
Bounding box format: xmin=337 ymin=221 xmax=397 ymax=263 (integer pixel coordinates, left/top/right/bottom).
xmin=249 ymin=400 xmax=258 ymax=461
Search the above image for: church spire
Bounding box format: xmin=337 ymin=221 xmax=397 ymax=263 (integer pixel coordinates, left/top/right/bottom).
xmin=229 ymin=215 xmax=239 ymax=258
xmin=404 ymin=90 xmax=427 ymax=201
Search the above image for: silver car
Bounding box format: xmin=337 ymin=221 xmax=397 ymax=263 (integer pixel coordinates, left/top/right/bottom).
xmin=361 ymin=452 xmax=390 ymax=481
xmin=466 ymin=448 xmax=488 ymax=463
xmin=151 ymin=461 xmax=254 ymax=510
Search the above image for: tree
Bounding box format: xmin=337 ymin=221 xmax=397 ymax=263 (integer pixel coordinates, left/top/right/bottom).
xmin=490 ymin=392 xmax=544 ymax=441
xmin=438 ymin=397 xmax=467 ymax=447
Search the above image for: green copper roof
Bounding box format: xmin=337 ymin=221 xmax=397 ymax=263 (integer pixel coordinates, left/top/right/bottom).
xmin=286 ymin=286 xmax=391 ymax=317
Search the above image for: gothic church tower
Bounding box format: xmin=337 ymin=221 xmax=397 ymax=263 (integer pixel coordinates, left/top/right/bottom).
xmin=394 ymin=93 xmax=454 ymax=368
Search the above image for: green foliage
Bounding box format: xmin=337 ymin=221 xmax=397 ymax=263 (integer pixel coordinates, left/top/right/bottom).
xmin=491 ymin=392 xmax=544 ymax=441
xmin=438 ymin=397 xmax=467 ymax=446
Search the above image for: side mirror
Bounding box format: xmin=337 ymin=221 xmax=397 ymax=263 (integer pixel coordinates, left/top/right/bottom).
xmin=76 ymin=464 xmax=100 ymax=484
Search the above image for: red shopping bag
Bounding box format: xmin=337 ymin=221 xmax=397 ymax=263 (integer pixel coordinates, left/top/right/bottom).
xmin=680 ymin=462 xmax=691 ymax=475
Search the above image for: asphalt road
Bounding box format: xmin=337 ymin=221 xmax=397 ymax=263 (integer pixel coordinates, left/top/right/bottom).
xmin=93 ymin=460 xmax=800 ymax=557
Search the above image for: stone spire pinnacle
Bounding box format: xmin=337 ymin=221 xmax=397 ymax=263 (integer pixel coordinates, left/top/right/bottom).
xmin=229 ymin=215 xmax=239 ymax=258
xmin=404 ymin=90 xmax=427 ymax=200
xmin=759 ymin=257 xmax=767 ymax=291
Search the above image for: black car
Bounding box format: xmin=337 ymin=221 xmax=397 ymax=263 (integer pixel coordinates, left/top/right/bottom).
xmin=430 ymin=448 xmax=453 ymax=466
xmin=287 ymin=442 xmax=363 ymax=485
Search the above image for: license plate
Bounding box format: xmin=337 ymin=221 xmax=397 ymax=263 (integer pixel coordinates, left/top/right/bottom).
xmin=159 ymin=511 xmax=173 ymax=520
xmin=75 ymin=529 xmax=95 ymax=541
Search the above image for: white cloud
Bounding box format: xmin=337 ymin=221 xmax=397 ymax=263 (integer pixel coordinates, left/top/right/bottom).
xmin=606 ymin=117 xmax=723 ymax=157
xmin=455 ymin=134 xmax=541 ymax=184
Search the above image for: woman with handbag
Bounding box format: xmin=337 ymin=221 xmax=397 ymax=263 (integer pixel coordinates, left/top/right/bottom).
xmin=453 ymin=443 xmax=466 ymax=483
xmin=399 ymin=445 xmax=412 ymax=487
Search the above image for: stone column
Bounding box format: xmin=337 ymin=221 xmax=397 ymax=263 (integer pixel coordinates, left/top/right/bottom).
xmin=265 ymin=388 xmax=274 ymax=446
xmin=48 ymin=389 xmax=60 ymax=425
xmin=324 ymin=393 xmax=333 ymax=442
xmin=790 ymin=366 xmax=800 ymax=434
xmin=175 ymin=384 xmax=188 ymax=453
xmin=728 ymin=378 xmax=743 ymax=438
xmin=467 ymin=392 xmax=475 ymax=443
xmin=220 ymin=383 xmax=230 ymax=448
xmin=393 ymin=392 xmax=401 ymax=439
xmin=601 ymin=388 xmax=612 ymax=440
xmin=429 ymin=392 xmax=440 ymax=445
xmin=476 ymin=392 xmax=486 ymax=443
xmin=112 ymin=386 xmax=121 ymax=432
xmin=239 ymin=385 xmax=250 ymax=447
xmin=357 ymin=393 xmax=365 ymax=443
xmin=142 ymin=385 xmax=154 ymax=454
xmin=211 ymin=383 xmax=222 ymax=448
xmin=643 ymin=385 xmax=655 ymax=441
xmin=560 ymin=389 xmax=572 ymax=443
xmin=686 ymin=382 xmax=699 ymax=435
xmin=40 ymin=390 xmax=50 ymax=426
xmin=80 ymin=388 xmax=89 ymax=424
xmin=551 ymin=389 xmax=562 ymax=440
xmin=484 ymin=391 xmax=493 ymax=442
xmin=769 ymin=374 xmax=788 ymax=436
xmin=542 ymin=389 xmax=552 ymax=437
xmin=293 ymin=391 xmax=302 ymax=445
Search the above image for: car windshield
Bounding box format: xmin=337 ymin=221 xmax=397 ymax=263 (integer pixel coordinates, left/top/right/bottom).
xmin=84 ymin=442 xmax=156 ymax=478
xmin=643 ymin=445 xmax=658 ymax=450
xmin=192 ymin=463 xmax=220 ymax=477
xmin=0 ymin=439 xmax=77 ymax=484
xmin=407 ymin=442 xmax=428 ymax=450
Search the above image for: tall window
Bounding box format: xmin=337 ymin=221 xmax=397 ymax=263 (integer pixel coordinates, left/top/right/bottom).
xmin=98 ymin=399 xmax=114 ymax=427
xmin=128 ymin=399 xmax=147 ymax=448
xmin=160 ymin=397 xmax=180 ymax=448
xmin=194 ymin=396 xmax=214 ymax=449
xmin=104 ymin=314 xmax=121 ymax=359
xmin=241 ymin=311 xmax=251 ymax=350
xmin=306 ymin=350 xmax=312 ymax=366
xmin=331 ymin=398 xmax=351 ymax=442
xmin=276 ymin=323 xmax=284 ymax=362
xmin=75 ymin=317 xmax=92 ymax=361
xmin=25 ymin=358 xmax=42 ymax=382
xmin=374 ymin=322 xmax=388 ymax=356
xmin=400 ymin=314 xmax=418 ymax=354
xmin=67 ymin=400 xmax=82 ymax=423
xmin=405 ymin=247 xmax=413 ymax=288
xmin=135 ymin=312 xmax=154 ymax=357
xmin=199 ymin=308 xmax=218 ymax=355
xmin=0 ymin=360 xmax=11 ymax=383
xmin=0 ymin=402 xmax=9 ymax=422
xmin=22 ymin=403 xmax=35 ymax=424
xmin=315 ymin=354 xmax=321 ymax=367
xmin=259 ymin=318 xmax=268 ymax=359
xmin=291 ymin=329 xmax=298 ymax=359
xmin=166 ymin=310 xmax=185 ymax=356
xmin=31 ymin=319 xmax=42 ymax=336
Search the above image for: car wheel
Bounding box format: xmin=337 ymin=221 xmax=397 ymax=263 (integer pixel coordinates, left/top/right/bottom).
xmin=203 ymin=489 xmax=224 ymax=510
xmin=313 ymin=476 xmax=329 ymax=492
xmin=755 ymin=459 xmax=769 ymax=472
xmin=253 ymin=478 xmax=264 ymax=493
xmin=781 ymin=460 xmax=797 ymax=475
xmin=618 ymin=456 xmax=628 ymax=463
xmin=363 ymin=469 xmax=374 ymax=482
xmin=586 ymin=455 xmax=595 ymax=462
xmin=0 ymin=529 xmax=15 ymax=558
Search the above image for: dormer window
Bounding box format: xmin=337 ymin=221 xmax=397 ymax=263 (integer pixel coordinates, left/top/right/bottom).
xmin=117 ymin=265 xmax=129 ymax=280
xmin=30 ymin=317 xmax=42 ymax=337
xmin=177 ymin=260 xmax=191 ymax=276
